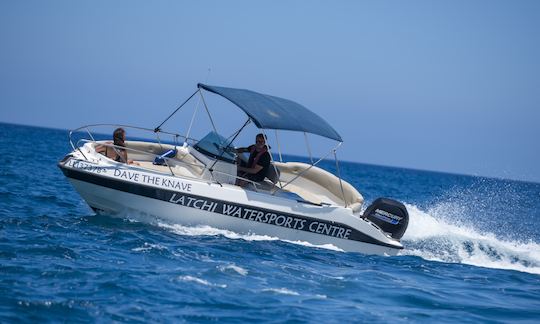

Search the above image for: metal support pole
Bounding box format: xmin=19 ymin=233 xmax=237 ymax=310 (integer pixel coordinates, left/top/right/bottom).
xmin=272 ymin=142 xmax=341 ymax=195
xmin=85 ymin=127 xmax=95 ymax=142
xmin=208 ymin=118 xmax=251 ymax=174
xmin=262 ymin=128 xmax=283 ymax=189
xmin=304 ymin=132 xmax=314 ymax=164
xmin=199 ymin=90 xmax=218 ymax=135
xmin=275 ymin=130 xmax=283 ymax=162
xmin=333 ymin=147 xmax=347 ymax=208
xmin=185 ymin=91 xmax=202 ymax=141
xmin=154 ymin=89 xmax=198 ymax=132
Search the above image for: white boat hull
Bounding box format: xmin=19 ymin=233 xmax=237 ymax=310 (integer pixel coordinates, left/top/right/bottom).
xmin=60 ymin=156 xmax=403 ymax=255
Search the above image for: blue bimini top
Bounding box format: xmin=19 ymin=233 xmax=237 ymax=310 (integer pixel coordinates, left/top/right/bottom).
xmin=198 ymin=83 xmax=342 ymax=142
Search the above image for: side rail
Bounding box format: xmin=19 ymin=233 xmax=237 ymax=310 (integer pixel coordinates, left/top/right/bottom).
xmin=68 ymin=124 xmax=197 ymax=152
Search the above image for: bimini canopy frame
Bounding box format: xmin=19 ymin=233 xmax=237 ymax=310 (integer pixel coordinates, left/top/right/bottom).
xmin=197 ymin=83 xmax=343 ymax=142
xmin=152 ymin=83 xmax=349 ymax=206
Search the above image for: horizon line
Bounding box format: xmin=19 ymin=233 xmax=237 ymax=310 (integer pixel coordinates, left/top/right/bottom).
xmin=2 ymin=120 xmax=538 ymax=185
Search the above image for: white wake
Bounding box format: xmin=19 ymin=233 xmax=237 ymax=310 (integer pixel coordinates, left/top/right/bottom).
xmin=401 ymin=203 xmax=540 ymax=275
xmin=156 ymin=222 xmax=344 ymax=251
xmin=120 ymin=205 xmax=540 ymax=274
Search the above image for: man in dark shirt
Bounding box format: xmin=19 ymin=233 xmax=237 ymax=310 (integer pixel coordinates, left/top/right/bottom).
xmin=236 ymin=133 xmax=271 ymax=185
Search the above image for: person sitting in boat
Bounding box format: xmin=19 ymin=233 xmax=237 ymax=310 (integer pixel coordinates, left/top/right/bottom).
xmin=235 ymin=133 xmax=271 ymax=186
xmin=95 ymin=127 xmax=139 ymax=165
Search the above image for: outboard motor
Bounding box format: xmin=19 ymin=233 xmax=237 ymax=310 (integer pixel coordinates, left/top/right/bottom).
xmin=363 ymin=198 xmax=409 ymax=240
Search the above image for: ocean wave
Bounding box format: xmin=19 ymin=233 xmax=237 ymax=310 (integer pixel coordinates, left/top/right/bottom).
xmin=177 ymin=275 xmax=227 ymax=288
xmin=262 ymin=288 xmax=300 ymax=296
xmin=218 ymin=264 xmax=248 ymax=276
xmin=132 ymin=242 xmax=168 ymax=253
xmin=282 ymin=239 xmax=344 ymax=252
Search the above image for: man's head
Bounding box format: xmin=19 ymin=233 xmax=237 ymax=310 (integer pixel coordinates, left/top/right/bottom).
xmin=255 ymin=133 xmax=266 ymax=148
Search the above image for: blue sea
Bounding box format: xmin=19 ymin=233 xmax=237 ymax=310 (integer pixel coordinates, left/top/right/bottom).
xmin=1 ymin=122 xmax=539 ymax=322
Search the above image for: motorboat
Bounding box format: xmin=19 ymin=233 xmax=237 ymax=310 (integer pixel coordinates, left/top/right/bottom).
xmin=58 ymin=83 xmax=409 ymax=255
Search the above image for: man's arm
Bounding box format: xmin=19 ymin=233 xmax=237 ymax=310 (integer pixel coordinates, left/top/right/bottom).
xmin=235 ymin=145 xmax=252 ymax=154
xmin=237 ymin=164 xmax=263 ymax=174
xmin=238 ymin=152 xmax=269 ymax=174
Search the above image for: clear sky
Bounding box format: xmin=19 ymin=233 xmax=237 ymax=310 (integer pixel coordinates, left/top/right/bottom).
xmin=1 ymin=0 xmax=539 ymax=182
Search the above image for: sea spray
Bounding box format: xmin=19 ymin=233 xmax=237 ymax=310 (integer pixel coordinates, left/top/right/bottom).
xmin=402 ymin=204 xmax=540 ymax=274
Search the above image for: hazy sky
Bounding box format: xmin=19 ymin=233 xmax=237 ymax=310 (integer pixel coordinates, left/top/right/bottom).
xmin=1 ymin=0 xmax=539 ymax=182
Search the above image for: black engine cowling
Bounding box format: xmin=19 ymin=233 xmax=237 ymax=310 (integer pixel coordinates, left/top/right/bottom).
xmin=363 ymin=198 xmax=409 ymax=240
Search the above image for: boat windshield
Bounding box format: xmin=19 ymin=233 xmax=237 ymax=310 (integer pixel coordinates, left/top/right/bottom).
xmin=193 ymin=131 xmax=236 ymax=163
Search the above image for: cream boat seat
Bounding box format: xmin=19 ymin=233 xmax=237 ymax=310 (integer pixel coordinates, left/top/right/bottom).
xmin=274 ymin=162 xmax=363 ymax=213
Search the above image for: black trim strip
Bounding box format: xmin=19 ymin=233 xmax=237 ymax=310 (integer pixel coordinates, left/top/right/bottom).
xmin=58 ymin=162 xmax=401 ymax=249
